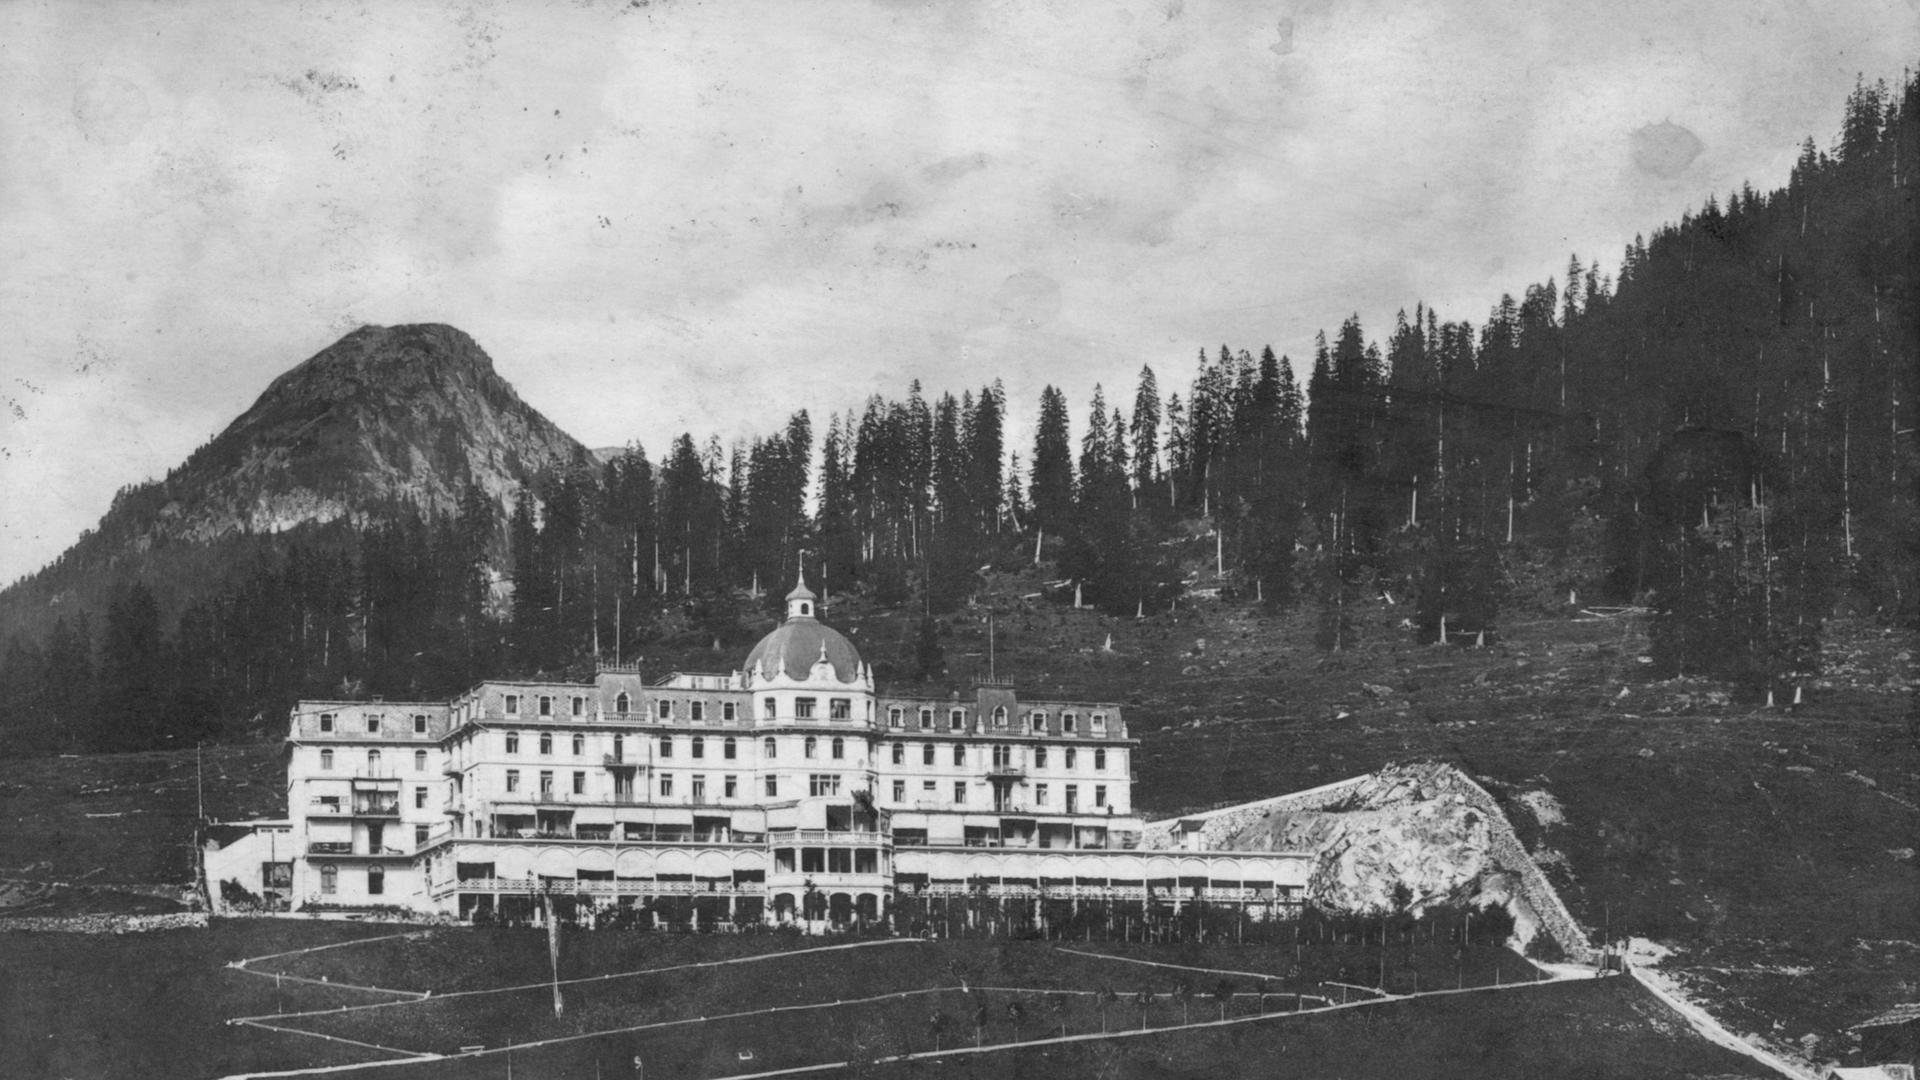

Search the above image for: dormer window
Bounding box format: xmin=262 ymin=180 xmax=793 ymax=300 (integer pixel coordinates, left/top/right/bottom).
xmin=1091 ymin=712 xmax=1108 ymax=735
xmin=413 ymin=714 xmax=428 ymax=734
xmin=505 ymin=695 xmax=520 ymax=717
xmin=538 ymin=696 xmax=553 ymax=717
xmin=691 ymin=701 xmax=705 ymax=722
xmin=658 ymin=700 xmax=673 ymax=720
xmin=366 ymin=715 xmax=381 ymax=734
xmin=1030 ymin=711 xmax=1046 ymax=732
xmin=1062 ymin=711 xmax=1077 ymax=733
xmin=571 ymin=697 xmax=585 ymax=717
xmin=799 ymin=601 xmax=811 ymax=616
xmin=888 ymin=707 xmax=903 ymax=729
xmin=319 ymin=713 xmax=335 ymax=733
xmin=918 ymin=708 xmax=933 ymax=730
xmin=992 ymin=706 xmax=1007 ymax=729
xmin=615 ymin=692 xmax=631 ymax=714
xmin=948 ymin=709 xmax=965 ymax=731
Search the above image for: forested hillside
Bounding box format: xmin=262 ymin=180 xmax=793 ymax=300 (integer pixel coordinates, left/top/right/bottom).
xmin=1 ymin=72 xmax=1910 ymax=756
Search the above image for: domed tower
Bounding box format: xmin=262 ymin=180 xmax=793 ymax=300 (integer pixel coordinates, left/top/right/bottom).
xmin=743 ymin=571 xmax=874 ymax=722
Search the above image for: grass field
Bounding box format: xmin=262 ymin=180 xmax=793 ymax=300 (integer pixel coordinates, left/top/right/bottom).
xmin=0 ymin=920 xmax=1779 ymax=1080
xmin=2 ymin=586 xmax=1913 ymax=1070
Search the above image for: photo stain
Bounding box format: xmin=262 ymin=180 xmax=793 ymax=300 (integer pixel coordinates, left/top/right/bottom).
xmin=1630 ymin=121 xmax=1703 ymax=179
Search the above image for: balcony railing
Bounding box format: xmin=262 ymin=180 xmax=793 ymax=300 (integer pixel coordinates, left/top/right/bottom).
xmin=775 ymin=829 xmax=889 ymax=847
xmin=432 ymin=876 xmax=762 ymax=899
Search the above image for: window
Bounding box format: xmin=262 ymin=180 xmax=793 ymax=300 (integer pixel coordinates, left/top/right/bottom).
xmin=414 ymin=750 xmax=427 ymax=772
xmin=319 ymin=749 xmax=334 ymax=770
xmin=810 ymin=774 xmax=842 ymax=797
xmin=414 ymin=714 xmax=428 ymax=734
xmin=921 ymin=744 xmax=935 ymax=766
xmin=952 ymin=782 xmax=966 ymax=804
xmin=572 ymin=734 xmax=585 ymax=756
xmin=414 ymin=786 xmax=427 ymax=809
xmin=949 ymin=709 xmax=965 ymax=731
xmin=615 ymin=692 xmax=630 ymax=714
xmin=692 ymin=775 xmax=707 ymax=800
xmin=505 ymin=695 xmax=520 ymax=716
xmin=795 ymin=697 xmax=817 ymax=720
xmin=992 ymin=706 xmax=1007 ymax=729
xmin=368 ymin=867 xmax=385 ymax=895
xmin=952 ymin=745 xmax=965 ymax=766
xmin=1065 ymin=784 xmax=1078 ymax=811
xmin=891 ymin=744 xmax=905 ymax=765
xmin=415 ymin=824 xmax=429 ymax=847
xmin=830 ymin=698 xmax=850 ymax=720
xmin=506 ymin=769 xmax=520 ymax=792
xmin=658 ymin=700 xmax=673 ymax=720
xmin=367 ymin=714 xmax=381 ymax=734
xmin=831 ymin=737 xmax=845 ymax=760
xmin=692 ymin=736 xmax=705 ymax=759
xmin=539 ymin=695 xmax=553 ymax=717
xmin=888 ymin=707 xmax=903 ymax=729
xmin=992 ymin=744 xmax=1012 ymax=769
xmin=691 ymin=701 xmax=705 ymax=722
xmin=1065 ymin=748 xmax=1077 ymax=770
xmin=804 ymin=737 xmax=818 ymax=759
xmin=723 ymin=737 xmax=737 ymax=759
xmin=922 ymin=780 xmax=936 ymax=794
xmin=1035 ymin=783 xmax=1049 ymax=807
xmin=612 ymin=734 xmax=624 ymax=761
xmin=1035 ymin=746 xmax=1048 ymax=768
xmin=1094 ymin=749 xmax=1107 ymax=771
xmin=1091 ymin=712 xmax=1108 ymax=735
xmin=724 ymin=775 xmax=738 ymax=798
xmin=539 ymin=732 xmax=553 ymax=756
xmin=1094 ymin=784 xmax=1108 ymax=808
xmin=765 ymin=775 xmax=779 ymax=798
xmin=571 ymin=696 xmax=585 ymax=717
xmin=320 ymin=865 xmax=337 ymax=894
xmin=319 ymin=713 xmax=335 ymax=733
xmin=572 ymin=771 xmax=586 ymax=795
xmin=659 ymin=774 xmax=674 ymax=797
xmin=539 ymin=770 xmax=554 ymax=796
xmin=918 ymin=708 xmax=934 ymax=730
xmin=1030 ymin=711 xmax=1046 ymax=732
xmin=1063 ymin=711 xmax=1080 ymax=733
xmin=367 ymin=749 xmax=381 ymax=771
xmin=505 ymin=731 xmax=520 ymax=754
xmin=764 ymin=696 xmax=776 ymax=718
xmin=763 ymin=736 xmax=777 ymax=759
xmin=723 ymin=702 xmax=737 ymax=721
xmin=658 ymin=736 xmax=674 ymax=758
xmin=892 ymin=780 xmax=905 ymax=802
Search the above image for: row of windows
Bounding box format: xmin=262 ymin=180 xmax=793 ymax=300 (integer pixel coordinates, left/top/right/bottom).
xmin=887 ymin=742 xmax=1114 ymax=771
xmin=317 ymin=713 xmax=432 ymax=735
xmin=881 ymin=779 xmax=1109 ymax=808
xmin=317 ymin=864 xmax=379 ymax=895
xmin=882 ymin=705 xmax=1109 ymax=734
xmin=497 ymin=692 xmax=750 ymax=721
xmin=316 ymin=748 xmax=430 ymax=772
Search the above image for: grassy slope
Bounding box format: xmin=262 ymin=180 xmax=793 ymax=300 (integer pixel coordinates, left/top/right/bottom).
xmin=1 ymin=574 xmax=1912 ymax=1062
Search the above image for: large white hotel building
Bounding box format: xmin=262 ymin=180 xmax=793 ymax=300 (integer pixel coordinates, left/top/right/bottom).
xmin=207 ymin=577 xmax=1309 ymax=925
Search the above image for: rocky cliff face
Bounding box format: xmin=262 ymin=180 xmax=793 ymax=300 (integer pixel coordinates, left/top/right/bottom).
xmin=122 ymin=323 xmax=593 ymax=546
xmin=1149 ymin=762 xmax=1594 ymax=960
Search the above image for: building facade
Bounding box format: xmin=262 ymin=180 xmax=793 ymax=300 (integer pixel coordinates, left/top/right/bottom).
xmin=209 ymin=577 xmax=1309 ymax=925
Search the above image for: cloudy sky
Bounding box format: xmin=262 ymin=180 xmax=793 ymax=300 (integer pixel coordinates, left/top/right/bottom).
xmin=1 ymin=0 xmax=1912 ymax=584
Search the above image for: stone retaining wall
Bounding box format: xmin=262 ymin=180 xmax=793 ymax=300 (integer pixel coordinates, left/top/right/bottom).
xmin=0 ymin=912 xmax=209 ymax=934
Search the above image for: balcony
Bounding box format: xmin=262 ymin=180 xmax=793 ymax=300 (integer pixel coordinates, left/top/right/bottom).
xmin=432 ymin=876 xmax=762 ymax=899
xmin=603 ymin=754 xmax=637 ymax=769
xmin=306 ymin=842 xmax=414 ymax=858
xmin=778 ymin=829 xmax=889 ymax=847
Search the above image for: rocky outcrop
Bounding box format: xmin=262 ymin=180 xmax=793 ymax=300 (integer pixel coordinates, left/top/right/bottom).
xmin=1147 ymin=762 xmax=1595 ymax=963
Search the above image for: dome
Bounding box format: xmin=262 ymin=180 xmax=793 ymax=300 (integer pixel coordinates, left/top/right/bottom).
xmin=743 ymin=569 xmax=862 ymax=683
xmin=743 ymin=619 xmax=863 ymax=683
